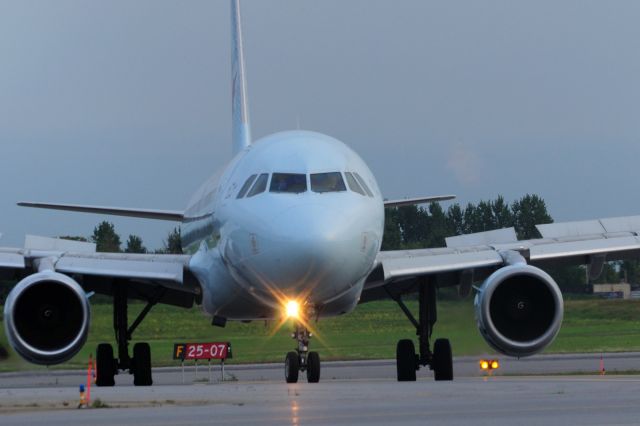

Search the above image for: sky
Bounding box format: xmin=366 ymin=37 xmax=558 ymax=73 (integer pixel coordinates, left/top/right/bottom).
xmin=1 ymin=0 xmax=639 ymax=250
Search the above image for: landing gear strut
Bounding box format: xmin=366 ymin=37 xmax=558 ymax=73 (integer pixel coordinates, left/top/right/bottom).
xmin=95 ymin=282 xmax=161 ymax=387
xmin=389 ymin=278 xmax=453 ymax=382
xmin=284 ymin=313 xmax=321 ymax=383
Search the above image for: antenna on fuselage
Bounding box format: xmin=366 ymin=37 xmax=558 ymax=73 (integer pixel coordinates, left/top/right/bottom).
xmin=231 ymin=0 xmax=252 ymax=154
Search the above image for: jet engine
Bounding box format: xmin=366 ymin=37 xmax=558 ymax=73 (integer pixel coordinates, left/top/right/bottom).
xmin=474 ymin=264 xmax=563 ymax=357
xmin=3 ymin=271 xmax=90 ymax=365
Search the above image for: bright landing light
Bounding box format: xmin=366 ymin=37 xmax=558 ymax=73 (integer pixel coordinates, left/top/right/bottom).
xmin=285 ymin=300 xmax=300 ymax=318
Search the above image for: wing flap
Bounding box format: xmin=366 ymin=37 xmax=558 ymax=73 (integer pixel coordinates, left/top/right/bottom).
xmin=0 ymin=249 xmax=25 ymax=269
xmin=371 ymin=247 xmax=502 ymax=287
xmin=24 ymin=235 xmax=96 ymax=252
xmin=529 ymin=235 xmax=640 ymax=264
xmin=54 ymin=252 xmax=189 ymax=283
xmin=536 ymin=215 xmax=640 ymax=239
xmin=446 ymin=228 xmax=518 ymax=248
xmin=56 ymin=256 xmax=184 ymax=283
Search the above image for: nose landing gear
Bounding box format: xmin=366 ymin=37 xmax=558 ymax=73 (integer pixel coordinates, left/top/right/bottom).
xmin=284 ymin=312 xmax=321 ymax=383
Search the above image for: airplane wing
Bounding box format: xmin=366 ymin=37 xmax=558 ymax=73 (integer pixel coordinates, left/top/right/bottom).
xmin=363 ymin=214 xmax=640 ymax=299
xmin=384 ymin=195 xmax=456 ymax=208
xmin=1 ymin=238 xmax=199 ymax=308
xmin=0 ymin=235 xmax=203 ymax=367
xmin=17 ymin=201 xmax=184 ymax=222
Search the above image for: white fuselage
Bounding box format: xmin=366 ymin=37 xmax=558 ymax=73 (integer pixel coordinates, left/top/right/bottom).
xmin=183 ymin=131 xmax=384 ymax=320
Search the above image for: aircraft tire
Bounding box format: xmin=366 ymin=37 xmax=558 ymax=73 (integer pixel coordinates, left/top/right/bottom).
xmin=96 ymin=343 xmax=115 ymax=387
xmin=133 ymin=342 xmax=153 ymax=386
xmin=396 ymin=339 xmax=417 ymax=381
xmin=306 ymin=351 xmax=321 ymax=383
xmin=285 ymin=351 xmax=299 ymax=383
xmin=433 ymin=338 xmax=453 ymax=381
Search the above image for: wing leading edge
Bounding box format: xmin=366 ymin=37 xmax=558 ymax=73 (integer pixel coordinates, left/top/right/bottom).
xmin=18 ymin=202 xmax=184 ymax=222
xmin=384 ymin=195 xmax=456 ymax=208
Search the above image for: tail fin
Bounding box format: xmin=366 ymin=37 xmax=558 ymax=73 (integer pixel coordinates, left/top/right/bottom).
xmin=231 ymin=0 xmax=252 ymax=154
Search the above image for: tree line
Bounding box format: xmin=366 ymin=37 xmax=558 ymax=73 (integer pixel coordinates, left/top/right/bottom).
xmin=382 ymin=194 xmax=552 ymax=250
xmin=60 ymin=221 xmax=183 ymax=254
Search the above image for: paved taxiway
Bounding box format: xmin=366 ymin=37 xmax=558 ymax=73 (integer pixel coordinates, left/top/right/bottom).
xmin=1 ymin=353 xmax=640 ymax=425
xmin=1 ymin=351 xmax=637 ymax=388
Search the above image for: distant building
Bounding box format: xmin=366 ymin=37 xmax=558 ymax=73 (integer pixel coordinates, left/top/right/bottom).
xmin=592 ymin=283 xmax=631 ymax=299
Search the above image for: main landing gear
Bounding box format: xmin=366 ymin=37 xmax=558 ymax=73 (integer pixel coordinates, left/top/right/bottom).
xmin=95 ymin=282 xmax=161 ymax=387
xmin=284 ymin=314 xmax=321 ymax=383
xmin=389 ymin=279 xmax=453 ymax=382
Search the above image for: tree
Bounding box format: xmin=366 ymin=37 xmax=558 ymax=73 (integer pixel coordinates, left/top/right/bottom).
xmin=511 ymin=194 xmax=553 ymax=239
xmin=425 ymin=202 xmax=449 ymax=247
xmin=594 ymin=261 xmax=623 ymax=284
xmin=547 ymin=265 xmax=587 ymax=293
xmin=125 ymin=235 xmax=147 ymax=254
xmin=162 ymin=227 xmax=183 ymax=254
xmin=396 ymin=205 xmax=430 ymax=247
xmin=91 ymin=221 xmax=122 ymax=253
xmin=446 ymin=204 xmax=464 ymax=236
xmin=462 ymin=203 xmax=481 ymax=234
xmin=620 ymin=260 xmax=640 ymax=284
xmin=492 ymin=196 xmax=514 ymax=229
xmin=476 ymin=200 xmax=496 ymax=231
xmin=382 ymin=208 xmax=402 ymax=250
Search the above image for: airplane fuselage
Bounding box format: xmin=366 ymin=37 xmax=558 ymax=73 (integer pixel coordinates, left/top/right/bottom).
xmin=182 ymin=131 xmax=385 ymax=320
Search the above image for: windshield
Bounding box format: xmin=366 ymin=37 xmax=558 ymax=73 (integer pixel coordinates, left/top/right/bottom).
xmin=354 ymin=173 xmax=374 ymax=197
xmin=270 ymin=173 xmax=307 ymax=193
xmin=247 ymin=173 xmax=269 ymax=197
xmin=237 ymin=174 xmax=257 ymax=199
xmin=310 ymin=172 xmax=346 ymax=193
xmin=345 ymin=172 xmax=366 ymax=196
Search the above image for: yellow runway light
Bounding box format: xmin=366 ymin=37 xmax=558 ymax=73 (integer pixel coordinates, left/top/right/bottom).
xmin=479 ymin=359 xmax=500 ymax=371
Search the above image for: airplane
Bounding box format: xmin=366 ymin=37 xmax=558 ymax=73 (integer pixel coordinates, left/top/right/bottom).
xmin=4 ymin=0 xmax=640 ymax=385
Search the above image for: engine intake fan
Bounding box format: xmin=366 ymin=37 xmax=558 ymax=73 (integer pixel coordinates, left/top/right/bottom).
xmin=3 ymin=271 xmax=90 ymax=365
xmin=475 ymin=262 xmax=563 ymax=357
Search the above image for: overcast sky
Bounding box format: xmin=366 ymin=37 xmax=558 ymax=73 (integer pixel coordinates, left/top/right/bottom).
xmin=1 ymin=0 xmax=639 ymax=249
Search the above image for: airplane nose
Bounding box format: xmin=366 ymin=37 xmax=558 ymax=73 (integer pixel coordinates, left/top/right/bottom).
xmin=274 ymin=205 xmax=353 ymax=281
xmin=244 ymin=203 xmax=371 ymax=300
xmin=281 ymin=204 xmax=347 ymax=246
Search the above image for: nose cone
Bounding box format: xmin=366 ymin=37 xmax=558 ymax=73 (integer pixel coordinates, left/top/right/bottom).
xmin=238 ymin=202 xmax=378 ymax=304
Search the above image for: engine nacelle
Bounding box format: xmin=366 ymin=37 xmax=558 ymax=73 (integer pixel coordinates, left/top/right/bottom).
xmin=474 ymin=264 xmax=563 ymax=357
xmin=3 ymin=271 xmax=90 ymax=365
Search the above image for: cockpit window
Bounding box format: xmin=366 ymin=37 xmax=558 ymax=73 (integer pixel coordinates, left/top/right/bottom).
xmin=354 ymin=173 xmax=374 ymax=197
xmin=237 ymin=174 xmax=257 ymax=199
xmin=310 ymin=172 xmax=346 ymax=193
xmin=247 ymin=173 xmax=269 ymax=197
xmin=344 ymin=172 xmax=366 ymax=196
xmin=270 ymin=173 xmax=307 ymax=193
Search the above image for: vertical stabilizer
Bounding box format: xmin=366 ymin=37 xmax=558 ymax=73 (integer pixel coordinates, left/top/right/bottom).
xmin=231 ymin=0 xmax=252 ymax=154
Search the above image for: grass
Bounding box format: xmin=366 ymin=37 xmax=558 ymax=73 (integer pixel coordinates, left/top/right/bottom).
xmin=90 ymin=399 xmax=110 ymax=409
xmin=2 ymin=298 xmax=640 ymax=372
